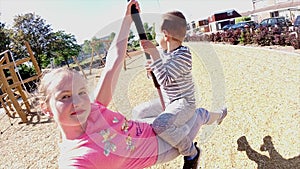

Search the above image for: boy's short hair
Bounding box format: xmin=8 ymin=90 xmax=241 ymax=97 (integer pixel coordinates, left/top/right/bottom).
xmin=161 ymin=11 xmax=187 ymax=42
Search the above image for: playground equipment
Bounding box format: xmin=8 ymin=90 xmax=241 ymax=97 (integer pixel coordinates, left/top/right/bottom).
xmin=123 ymin=51 xmax=131 ymax=71
xmin=89 ymin=39 xmax=112 ymax=75
xmin=72 ymin=56 xmax=87 ymax=79
xmin=0 ymin=41 xmax=41 ymax=123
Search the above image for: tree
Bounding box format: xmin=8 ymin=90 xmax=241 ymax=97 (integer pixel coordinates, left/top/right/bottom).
xmin=11 ymin=13 xmax=53 ymax=68
xmin=0 ymin=22 xmax=12 ymax=53
xmin=151 ymin=23 xmax=156 ymax=42
xmin=10 ymin=13 xmax=81 ymax=68
xmin=90 ymin=37 xmax=105 ymax=54
xmin=82 ymin=40 xmax=92 ymax=56
xmin=49 ymin=30 xmax=81 ymax=67
xmin=109 ymin=32 xmax=116 ymax=42
xmin=81 ymin=32 xmax=115 ymax=57
xmin=144 ymin=22 xmax=155 ymax=40
xmin=127 ymin=30 xmax=138 ymax=51
xmin=106 ymin=32 xmax=115 ymax=51
xmin=235 ymin=16 xmax=251 ymax=23
xmin=127 ymin=22 xmax=157 ymax=51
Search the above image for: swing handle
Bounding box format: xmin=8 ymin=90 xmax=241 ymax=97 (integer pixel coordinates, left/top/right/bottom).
xmin=130 ymin=4 xmax=148 ymax=50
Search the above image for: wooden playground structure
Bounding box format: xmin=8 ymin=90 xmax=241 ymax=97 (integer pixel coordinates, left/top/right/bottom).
xmin=0 ymin=41 xmax=41 ymax=123
xmin=88 ymin=39 xmax=111 ymax=75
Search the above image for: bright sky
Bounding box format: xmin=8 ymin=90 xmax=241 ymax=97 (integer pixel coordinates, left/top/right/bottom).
xmin=0 ymin=0 xmax=253 ymax=44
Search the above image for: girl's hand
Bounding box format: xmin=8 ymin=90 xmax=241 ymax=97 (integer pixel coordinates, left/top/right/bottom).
xmin=125 ymin=0 xmax=140 ymax=20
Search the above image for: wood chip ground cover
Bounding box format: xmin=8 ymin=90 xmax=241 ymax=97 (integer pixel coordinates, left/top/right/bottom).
xmin=0 ymin=43 xmax=299 ymax=169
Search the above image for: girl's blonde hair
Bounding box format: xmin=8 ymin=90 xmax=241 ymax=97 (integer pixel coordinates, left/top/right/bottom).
xmin=38 ymin=67 xmax=87 ymax=103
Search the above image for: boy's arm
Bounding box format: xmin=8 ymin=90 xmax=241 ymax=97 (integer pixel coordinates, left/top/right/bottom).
xmin=140 ymin=40 xmax=192 ymax=86
xmin=94 ymin=0 xmax=139 ymax=106
xmin=151 ymin=49 xmax=192 ymax=85
xmin=140 ymin=40 xmax=161 ymax=61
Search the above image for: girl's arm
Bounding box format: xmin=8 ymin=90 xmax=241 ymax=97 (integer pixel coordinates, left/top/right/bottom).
xmin=94 ymin=0 xmax=139 ymax=106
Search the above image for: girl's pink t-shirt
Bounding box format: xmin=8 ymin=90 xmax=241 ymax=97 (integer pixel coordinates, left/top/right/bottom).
xmin=59 ymin=102 xmax=158 ymax=169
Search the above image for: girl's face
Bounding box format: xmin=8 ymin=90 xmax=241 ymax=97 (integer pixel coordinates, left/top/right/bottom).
xmin=47 ymin=72 xmax=91 ymax=128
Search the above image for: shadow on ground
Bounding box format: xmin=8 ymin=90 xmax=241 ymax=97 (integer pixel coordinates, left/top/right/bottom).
xmin=237 ymin=135 xmax=300 ymax=169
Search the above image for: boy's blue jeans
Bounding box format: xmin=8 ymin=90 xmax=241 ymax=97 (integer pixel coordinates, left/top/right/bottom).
xmin=132 ymin=98 xmax=197 ymax=157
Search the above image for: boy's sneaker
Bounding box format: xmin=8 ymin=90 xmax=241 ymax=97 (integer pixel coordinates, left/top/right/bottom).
xmin=183 ymin=142 xmax=201 ymax=169
xmin=217 ymin=107 xmax=227 ymax=125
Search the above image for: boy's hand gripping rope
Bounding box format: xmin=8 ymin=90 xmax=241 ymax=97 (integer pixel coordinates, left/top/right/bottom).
xmin=129 ymin=2 xmax=165 ymax=110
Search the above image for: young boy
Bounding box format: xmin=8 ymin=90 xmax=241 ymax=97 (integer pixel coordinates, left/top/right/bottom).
xmin=133 ymin=11 xmax=227 ymax=169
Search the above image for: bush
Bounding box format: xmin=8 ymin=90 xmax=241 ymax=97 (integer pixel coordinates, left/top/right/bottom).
xmin=188 ymin=26 xmax=300 ymax=50
xmin=235 ymin=16 xmax=251 ymax=23
xmin=17 ymin=64 xmax=38 ymax=92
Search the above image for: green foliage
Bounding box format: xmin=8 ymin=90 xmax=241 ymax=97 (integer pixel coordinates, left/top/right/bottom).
xmin=91 ymin=37 xmax=105 ymax=52
xmin=48 ymin=30 xmax=81 ymax=67
xmin=151 ymin=23 xmax=156 ymax=41
xmin=17 ymin=63 xmax=36 ymax=78
xmin=0 ymin=22 xmax=11 ymax=52
xmin=235 ymin=16 xmax=251 ymax=23
xmin=127 ymin=30 xmax=136 ymax=51
xmin=82 ymin=40 xmax=92 ymax=55
xmin=11 ymin=13 xmax=53 ymax=68
xmin=17 ymin=64 xmax=37 ymax=92
xmin=144 ymin=22 xmax=156 ymax=40
xmin=2 ymin=13 xmax=83 ymax=69
xmin=239 ymin=31 xmax=245 ymax=44
xmin=109 ymin=32 xmax=116 ymax=42
xmin=40 ymin=53 xmax=49 ymax=68
xmin=189 ymin=26 xmax=300 ymax=49
xmin=81 ymin=32 xmax=114 ymax=57
xmin=127 ymin=22 xmax=156 ymax=51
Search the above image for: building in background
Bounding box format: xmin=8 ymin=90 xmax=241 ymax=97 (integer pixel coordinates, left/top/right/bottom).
xmin=245 ymin=0 xmax=300 ymax=23
xmin=187 ymin=0 xmax=300 ymax=34
xmin=188 ymin=10 xmax=241 ymax=34
xmin=189 ymin=18 xmax=209 ymax=33
xmin=208 ymin=10 xmax=241 ymax=32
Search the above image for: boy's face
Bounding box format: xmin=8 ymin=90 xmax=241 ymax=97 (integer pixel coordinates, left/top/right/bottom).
xmin=47 ymin=72 xmax=91 ymax=127
xmin=156 ymin=32 xmax=167 ymax=50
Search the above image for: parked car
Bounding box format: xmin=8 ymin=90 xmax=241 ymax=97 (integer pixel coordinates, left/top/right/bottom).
xmin=230 ymin=21 xmax=257 ymax=30
xmin=286 ymin=19 xmax=293 ymax=26
xmin=257 ymin=17 xmax=290 ymax=29
xmin=294 ymin=15 xmax=300 ymax=30
xmin=222 ymin=24 xmax=234 ymax=31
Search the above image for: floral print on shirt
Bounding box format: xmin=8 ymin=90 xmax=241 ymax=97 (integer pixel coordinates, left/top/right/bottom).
xmin=100 ymin=129 xmax=117 ymax=156
xmin=99 ymin=116 xmax=144 ymax=156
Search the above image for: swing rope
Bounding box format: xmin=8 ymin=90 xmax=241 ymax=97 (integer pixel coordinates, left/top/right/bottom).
xmin=8 ymin=50 xmax=31 ymax=95
xmin=129 ymin=1 xmax=166 ymax=110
